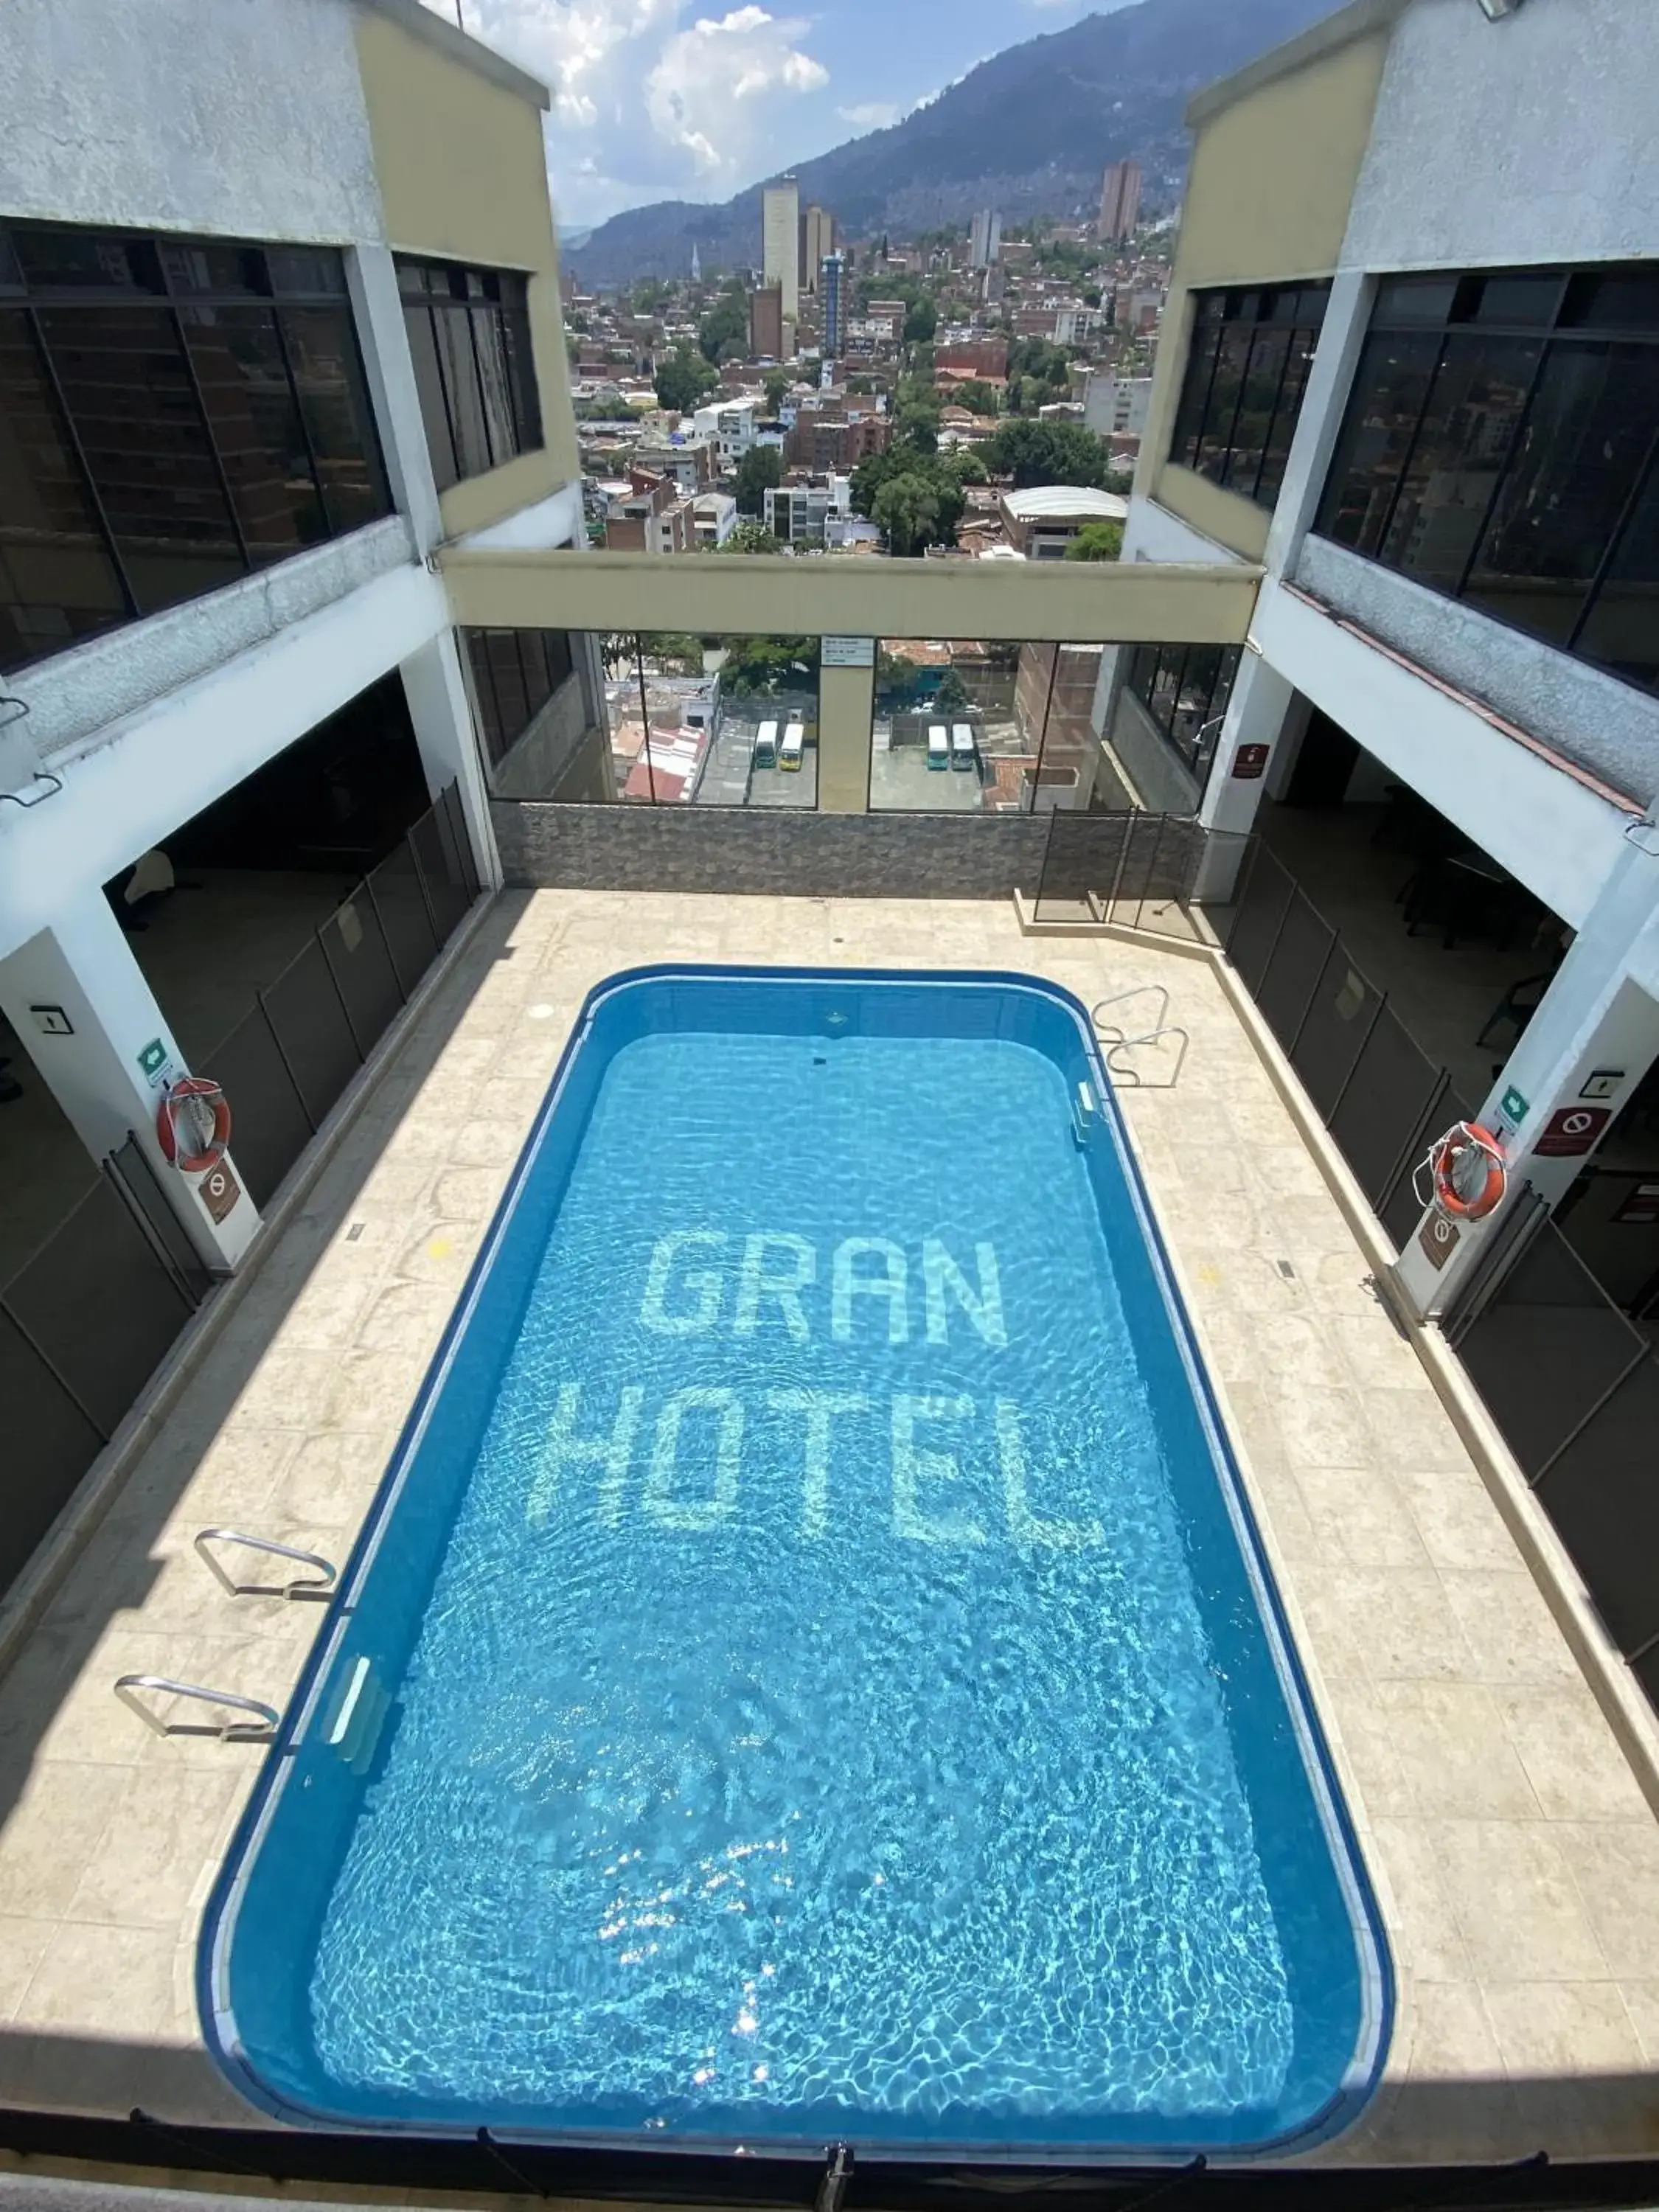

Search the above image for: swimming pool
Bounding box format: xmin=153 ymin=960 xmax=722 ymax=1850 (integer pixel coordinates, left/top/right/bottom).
xmin=203 ymin=967 xmax=1389 ymax=2158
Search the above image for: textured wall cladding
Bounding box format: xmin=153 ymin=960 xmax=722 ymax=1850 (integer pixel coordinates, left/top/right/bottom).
xmin=1295 ymin=538 xmax=1659 ymax=808
xmin=493 ymin=803 xmax=1054 ymax=900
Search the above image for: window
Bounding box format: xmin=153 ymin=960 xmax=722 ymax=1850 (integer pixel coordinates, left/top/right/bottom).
xmin=1170 ymin=284 xmax=1330 ymax=510
xmin=0 ymin=221 xmax=389 ymax=673
xmin=397 ymin=257 xmax=543 ymax=492
xmin=1124 ymin=643 xmax=1239 ymax=783
xmin=465 ymin=627 xmax=575 ymax=768
xmin=869 ymin=639 xmax=1103 ymax=813
xmin=1315 ymin=263 xmax=1659 ymax=695
xmin=603 ymin=633 xmax=819 ymax=808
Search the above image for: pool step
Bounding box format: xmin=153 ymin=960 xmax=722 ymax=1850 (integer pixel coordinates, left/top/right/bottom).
xmin=326 ymin=1656 xmax=392 ymax=1775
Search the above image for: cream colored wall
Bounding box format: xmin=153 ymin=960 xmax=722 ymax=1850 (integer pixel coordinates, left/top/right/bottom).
xmin=816 ymin=662 xmax=877 ymax=814
xmin=1135 ymin=27 xmax=1389 ymax=552
xmin=440 ymin=548 xmax=1261 ymax=646
xmin=355 ymin=8 xmax=580 ymax=535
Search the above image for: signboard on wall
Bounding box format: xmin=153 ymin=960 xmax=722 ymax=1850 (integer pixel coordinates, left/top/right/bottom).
xmin=1231 ymin=743 xmax=1270 ymax=780
xmin=821 ymin=636 xmax=874 ymax=668
xmin=1534 ymin=1105 xmax=1612 ymax=1158
xmin=1613 ymin=1183 xmax=1659 ymax=1227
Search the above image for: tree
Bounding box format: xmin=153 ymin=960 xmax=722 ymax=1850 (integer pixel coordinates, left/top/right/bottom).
xmin=852 ymin=448 xmax=965 ymax=549
xmin=950 ymin=451 xmax=990 ymax=486
xmin=717 ymin=518 xmax=783 ymax=554
xmin=631 ymin=279 xmax=672 ymax=314
xmin=720 ymin=634 xmax=818 ymax=686
xmin=654 ymin=346 xmax=717 ymax=413
xmin=933 ymin=666 xmax=972 ymax=716
xmin=902 ymin=296 xmax=937 ymax=345
xmin=872 ymin=472 xmax=942 ymax=557
xmin=698 ymin=291 xmax=748 ymax=365
xmin=981 ymin=418 xmax=1113 ymax=490
xmin=1064 ymin=520 xmax=1124 ymax=562
xmin=733 ymin=445 xmax=784 ymax=515
xmin=950 ymin=379 xmax=1001 ymax=417
xmin=762 ymin=371 xmax=790 ymax=417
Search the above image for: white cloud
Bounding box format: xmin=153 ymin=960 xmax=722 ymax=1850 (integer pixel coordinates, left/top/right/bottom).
xmin=647 ymin=10 xmax=829 ymax=178
xmin=429 ymin=0 xmax=827 ymax=225
xmin=837 ymin=100 xmax=902 ymax=131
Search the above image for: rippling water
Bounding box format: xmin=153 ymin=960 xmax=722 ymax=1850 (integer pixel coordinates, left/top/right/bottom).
xmin=310 ymin=1029 xmax=1293 ymax=2140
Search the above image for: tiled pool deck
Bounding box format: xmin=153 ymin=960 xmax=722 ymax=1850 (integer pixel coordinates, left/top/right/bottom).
xmin=1 ymin=888 xmax=1658 ymax=2165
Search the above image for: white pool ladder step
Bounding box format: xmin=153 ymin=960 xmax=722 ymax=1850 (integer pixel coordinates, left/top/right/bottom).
xmin=327 ymin=1655 xmax=392 ymax=1776
xmin=195 ymin=1527 xmax=337 ymax=1602
xmin=114 ymin=1676 xmax=278 ymax=1743
xmin=1092 ymin=985 xmax=1191 ymax=1090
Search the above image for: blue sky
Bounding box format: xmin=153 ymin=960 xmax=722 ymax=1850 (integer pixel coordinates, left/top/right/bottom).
xmin=438 ymin=0 xmax=1133 ymax=231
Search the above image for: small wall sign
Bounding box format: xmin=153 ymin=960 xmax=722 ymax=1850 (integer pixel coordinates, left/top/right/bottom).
xmin=1613 ymin=1183 xmax=1659 ymax=1228
xmin=1500 ymin=1084 xmax=1529 ymax=1124
xmin=29 ymin=1004 xmax=72 ymax=1036
xmin=198 ymin=1159 xmax=242 ymax=1225
xmin=1534 ymin=1105 xmax=1612 ymax=1158
xmin=1419 ymin=1211 xmax=1459 ymax=1270
xmin=1231 ymin=742 xmax=1270 ymax=779
xmin=1579 ymin=1068 xmax=1624 ymax=1101
xmin=136 ymin=1037 xmax=168 ymax=1081
xmin=821 ymin=636 xmax=874 ymax=668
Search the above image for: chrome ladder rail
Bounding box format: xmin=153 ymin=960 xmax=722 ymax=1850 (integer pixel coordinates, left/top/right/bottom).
xmin=195 ymin=1526 xmax=337 ymax=1601
xmin=1091 ymin=983 xmax=1172 ymax=1040
xmin=114 ymin=1676 xmax=278 ymax=1742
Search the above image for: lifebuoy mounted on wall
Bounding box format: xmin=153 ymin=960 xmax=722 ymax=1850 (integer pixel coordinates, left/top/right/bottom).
xmin=157 ymin=1075 xmax=232 ymax=1175
xmin=1427 ymin=1120 xmax=1507 ymax=1221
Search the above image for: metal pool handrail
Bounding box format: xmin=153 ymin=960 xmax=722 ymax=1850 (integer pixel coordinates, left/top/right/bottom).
xmin=114 ymin=1675 xmax=279 ymax=1742
xmin=195 ymin=1527 xmax=337 ymax=1601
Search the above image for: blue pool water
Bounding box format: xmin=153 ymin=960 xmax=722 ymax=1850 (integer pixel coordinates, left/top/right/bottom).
xmin=204 ymin=969 xmax=1388 ymax=2157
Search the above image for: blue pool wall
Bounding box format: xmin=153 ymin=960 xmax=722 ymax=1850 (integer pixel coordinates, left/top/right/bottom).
xmin=200 ymin=965 xmax=1391 ymax=2152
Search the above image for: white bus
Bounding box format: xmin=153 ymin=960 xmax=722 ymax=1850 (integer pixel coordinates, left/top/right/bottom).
xmin=779 ymin=722 xmax=806 ymax=771
xmin=754 ymin=719 xmax=779 ymax=768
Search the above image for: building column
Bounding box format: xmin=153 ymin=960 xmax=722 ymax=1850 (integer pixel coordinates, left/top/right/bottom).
xmin=1192 ymin=651 xmax=1295 ymax=897
xmin=400 ymin=633 xmax=504 ymax=891
xmin=1395 ymin=835 xmax=1659 ymax=1316
xmin=816 ymin=645 xmax=876 ymax=814
xmin=348 ymin=244 xmax=443 ymax=556
xmin=1262 ymin=268 xmax=1372 ymax=577
xmin=0 ymin=896 xmax=260 ymax=1271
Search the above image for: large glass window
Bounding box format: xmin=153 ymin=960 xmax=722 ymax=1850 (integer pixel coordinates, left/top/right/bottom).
xmin=1170 ymin=284 xmax=1330 ymax=510
xmin=465 ymin=627 xmax=576 ymax=768
xmin=869 ymin=639 xmax=1105 ymax=813
xmin=0 ymin=221 xmax=389 ymax=673
xmin=397 ymin=258 xmax=543 ymax=493
xmin=602 ymin=634 xmax=819 ymax=808
xmin=1315 ymin=263 xmax=1659 ymax=695
xmin=1123 ymin=643 xmax=1240 ymax=784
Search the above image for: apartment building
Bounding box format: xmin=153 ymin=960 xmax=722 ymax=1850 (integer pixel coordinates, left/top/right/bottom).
xmin=763 ymin=473 xmax=851 ymax=546
xmin=692 ymin=396 xmax=759 ymax=469
xmin=750 ymin=279 xmax=785 ymax=360
xmin=1099 ymin=157 xmax=1142 ymax=243
xmin=1102 ymin=0 xmax=1659 ymax=1316
xmin=603 ymin=468 xmax=693 ymax=553
xmin=692 ymin=490 xmax=737 ymax=548
xmin=1083 ymin=370 xmax=1153 ymax=439
xmin=762 ymin=175 xmax=800 ymax=325
xmin=820 ymin=250 xmax=846 ymax=358
xmin=970 ymin=209 xmax=1004 ymax=268
xmin=801 ymin=204 xmax=835 ymax=295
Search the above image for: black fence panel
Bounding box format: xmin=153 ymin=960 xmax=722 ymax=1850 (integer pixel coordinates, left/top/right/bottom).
xmin=1032 ymin=812 xmax=1121 ymax=921
xmin=1326 ymin=1004 xmax=1444 ymax=1210
xmin=1377 ymin=1078 xmax=1466 ymax=1252
xmin=435 ymin=780 xmax=482 ymax=902
xmin=411 ymin=807 xmax=470 ymax=943
xmin=212 ymin=1003 xmax=313 ymax=1210
xmin=1226 ymin=840 xmax=1295 ymax=996
xmin=1256 ymin=889 xmax=1338 ymax=1054
xmin=1535 ymin=1353 xmax=1659 ymax=1655
xmin=369 ymin=842 xmax=442 ymax=998
xmin=108 ymin=1134 xmax=212 ymax=1304
xmin=0 ymin=1307 xmax=105 ymax=1592
xmin=262 ymin=938 xmax=361 ymax=1132
xmin=321 ymin=887 xmax=404 ymax=1061
xmin=3 ymin=1177 xmax=193 ymax=1439
xmin=1457 ymin=1222 xmax=1653 ymax=1482
xmin=1293 ymin=953 xmax=1387 ymax=1124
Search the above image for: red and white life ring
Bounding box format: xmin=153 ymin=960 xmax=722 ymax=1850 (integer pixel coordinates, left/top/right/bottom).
xmin=157 ymin=1075 xmax=232 ymax=1175
xmin=1430 ymin=1120 xmax=1507 ymax=1221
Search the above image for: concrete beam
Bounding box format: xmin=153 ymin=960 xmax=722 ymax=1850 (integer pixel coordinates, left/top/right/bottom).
xmin=437 ymin=549 xmax=1262 ymax=647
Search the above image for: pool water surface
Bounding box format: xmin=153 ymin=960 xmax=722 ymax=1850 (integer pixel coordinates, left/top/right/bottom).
xmin=204 ymin=968 xmax=1389 ymax=2155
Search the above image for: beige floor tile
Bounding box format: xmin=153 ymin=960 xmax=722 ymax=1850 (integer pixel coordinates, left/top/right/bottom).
xmin=1441 ymin=1570 xmax=1585 ymax=1687
xmin=64 ymin=1764 xmax=242 ymax=1930
xmin=0 ymin=1764 xmax=130 ymax=1919
xmin=1359 ymin=1386 xmax=1476 ymax=1473
xmin=263 ymin=1429 xmax=397 ymax=1532
xmin=1428 ymin=1820 xmax=1609 ymax=1983
xmin=1497 ymin=1687 xmax=1652 ymax=1823
xmin=1621 ymin=1982 xmax=1659 ymax=2063
xmin=1310 ymin=1565 xmax=1475 ymax=1681
xmin=1484 ymin=1979 xmax=1644 ymax=2074
xmin=319 ymin=1346 xmax=431 ymax=1433
xmin=1394 ymin=1465 xmax=1523 ymax=1572
xmin=1559 ymin=1822 xmax=1659 ymax=1981
xmin=1293 ymin=1464 xmax=1431 ymax=1568
xmin=1364 ymin=1680 xmax=1540 ymax=1820
xmin=14 ymin=1918 xmax=180 ymax=2037
xmin=1368 ymin=1818 xmax=1472 ymax=1982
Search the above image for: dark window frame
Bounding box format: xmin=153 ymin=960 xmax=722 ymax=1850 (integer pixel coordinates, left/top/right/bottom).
xmin=1168 ymin=283 xmax=1331 ymax=511
xmin=1315 ymin=261 xmax=1659 ymax=697
xmin=396 ymin=256 xmax=543 ymax=493
xmin=1124 ymin=641 xmax=1240 ymax=784
xmin=0 ymin=219 xmax=389 ymax=674
xmin=465 ymin=626 xmax=576 ymax=769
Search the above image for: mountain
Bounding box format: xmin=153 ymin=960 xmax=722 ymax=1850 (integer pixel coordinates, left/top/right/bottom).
xmin=567 ymin=0 xmax=1340 ymax=288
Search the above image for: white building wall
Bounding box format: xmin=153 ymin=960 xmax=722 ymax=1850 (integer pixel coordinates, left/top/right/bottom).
xmin=1340 ymin=0 xmax=1659 ymax=275
xmin=0 ymin=0 xmax=383 ymax=243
